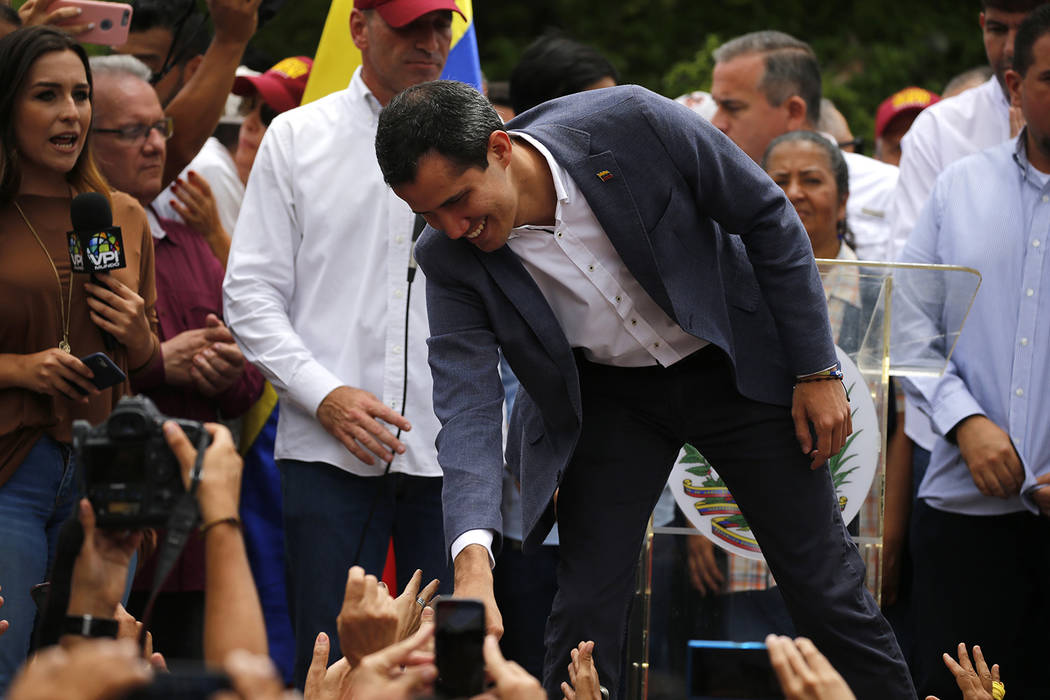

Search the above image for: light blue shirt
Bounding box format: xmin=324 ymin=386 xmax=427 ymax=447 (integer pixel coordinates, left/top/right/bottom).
xmin=901 ymin=134 xmax=1050 ymax=516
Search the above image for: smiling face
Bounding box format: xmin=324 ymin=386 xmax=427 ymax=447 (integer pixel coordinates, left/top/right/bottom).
xmin=14 ymin=49 xmax=92 ymax=195
xmin=764 ymin=139 xmax=846 ymax=256
xmin=91 ymin=73 xmax=167 ymax=204
xmin=351 ymin=9 xmax=452 ymax=107
xmin=392 ymin=134 xmax=521 ymax=253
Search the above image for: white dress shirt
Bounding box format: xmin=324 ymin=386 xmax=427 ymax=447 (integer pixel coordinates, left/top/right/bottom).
xmin=888 ymin=76 xmax=1011 ymax=450
xmin=222 ymin=68 xmax=441 ymax=477
xmin=451 ymin=132 xmax=708 ymax=564
xmin=842 ymin=151 xmax=898 ymax=262
xmin=153 ymin=137 xmax=244 ymax=235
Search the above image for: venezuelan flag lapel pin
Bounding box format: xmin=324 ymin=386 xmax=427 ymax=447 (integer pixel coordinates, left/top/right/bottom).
xmin=596 ymin=170 xmax=613 ymax=182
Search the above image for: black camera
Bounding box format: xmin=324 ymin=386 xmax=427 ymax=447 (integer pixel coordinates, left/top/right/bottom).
xmin=73 ymin=395 xmax=208 ymax=529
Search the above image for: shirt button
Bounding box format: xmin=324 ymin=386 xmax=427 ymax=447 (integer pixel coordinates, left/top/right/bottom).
xmin=556 ymin=232 xmax=563 ymax=238
xmin=1034 ymin=239 xmax=1042 ymax=247
xmin=587 ymin=264 xmax=595 ymax=272
xmin=1021 ymin=337 xmax=1030 ymax=346
xmin=395 ymin=235 xmax=404 ymax=244
xmin=1042 ymin=195 xmax=1048 ymax=203
xmin=392 ymin=345 xmax=402 ymax=355
xmin=615 ymin=295 xmax=622 ymax=303
xmin=1016 ymin=388 xmax=1024 ymax=397
xmin=1027 ymin=288 xmax=1035 ymax=296
xmin=630 ymin=319 xmax=638 ymax=326
xmin=394 ymin=289 xmax=404 ymax=299
xmin=653 ymin=342 xmax=661 ymax=348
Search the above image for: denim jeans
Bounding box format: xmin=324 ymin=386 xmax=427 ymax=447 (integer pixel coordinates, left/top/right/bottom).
xmin=277 ymin=461 xmax=451 ymax=688
xmin=0 ymin=435 xmax=78 ymax=694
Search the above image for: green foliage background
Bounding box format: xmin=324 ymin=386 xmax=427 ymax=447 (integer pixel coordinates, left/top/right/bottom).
xmin=17 ymin=1 xmax=989 ymax=144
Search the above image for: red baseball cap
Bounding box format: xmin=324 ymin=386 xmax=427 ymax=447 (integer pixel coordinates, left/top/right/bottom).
xmin=353 ymin=0 xmax=465 ymax=28
xmin=874 ymin=87 xmax=940 ymax=139
xmin=232 ymin=56 xmax=313 ymax=114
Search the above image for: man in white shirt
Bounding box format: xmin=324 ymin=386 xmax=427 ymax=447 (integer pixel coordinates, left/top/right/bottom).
xmin=709 ymin=31 xmax=899 ymax=262
xmin=222 ymin=0 xmax=462 ymax=687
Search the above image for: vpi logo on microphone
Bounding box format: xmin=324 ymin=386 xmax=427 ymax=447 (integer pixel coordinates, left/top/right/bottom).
xmin=68 ymin=228 xmax=125 ymax=272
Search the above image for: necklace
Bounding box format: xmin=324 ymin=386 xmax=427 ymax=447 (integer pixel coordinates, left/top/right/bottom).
xmin=13 ymin=199 xmax=73 ymax=353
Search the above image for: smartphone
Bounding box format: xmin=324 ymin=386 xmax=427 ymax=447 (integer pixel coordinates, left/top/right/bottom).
xmin=686 ymin=641 xmax=784 ymax=699
xmin=435 ymin=598 xmax=486 ymax=698
xmin=80 ymin=351 xmax=127 ymax=391
xmin=48 ymin=1 xmax=133 ymax=47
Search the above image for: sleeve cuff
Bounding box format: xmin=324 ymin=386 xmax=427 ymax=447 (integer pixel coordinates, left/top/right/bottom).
xmin=287 ymin=361 xmax=346 ymax=416
xmin=450 ymin=529 xmax=495 ymax=569
xmin=930 ymin=386 xmax=985 ymax=438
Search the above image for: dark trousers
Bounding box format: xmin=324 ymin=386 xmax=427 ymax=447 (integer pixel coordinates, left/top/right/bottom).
xmin=494 ymin=542 xmax=559 ymax=680
xmin=278 ymin=462 xmax=452 ymax=688
xmin=543 ymin=347 xmax=914 ymax=700
xmin=910 ymin=499 xmax=1050 ymax=699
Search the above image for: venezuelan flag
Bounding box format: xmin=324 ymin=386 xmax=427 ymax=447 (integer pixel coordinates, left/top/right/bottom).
xmin=302 ymin=0 xmax=481 ymax=105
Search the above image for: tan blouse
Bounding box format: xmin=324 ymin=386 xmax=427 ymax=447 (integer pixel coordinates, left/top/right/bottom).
xmin=0 ymin=191 xmax=158 ymax=485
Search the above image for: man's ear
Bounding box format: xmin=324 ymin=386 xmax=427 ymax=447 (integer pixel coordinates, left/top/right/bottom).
xmin=785 ymin=95 xmax=809 ymax=131
xmin=182 ymin=53 xmax=203 ymax=83
xmin=489 ymin=130 xmax=513 ymax=166
xmin=349 ymin=9 xmax=368 ymax=51
xmin=1005 ymin=68 xmax=1023 ymax=108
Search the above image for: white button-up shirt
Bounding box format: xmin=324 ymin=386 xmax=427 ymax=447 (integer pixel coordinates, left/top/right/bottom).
xmin=223 ymin=68 xmax=441 ymax=477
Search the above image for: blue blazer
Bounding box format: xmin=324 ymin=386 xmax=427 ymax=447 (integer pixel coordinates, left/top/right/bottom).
xmin=414 ymin=86 xmax=836 ymax=553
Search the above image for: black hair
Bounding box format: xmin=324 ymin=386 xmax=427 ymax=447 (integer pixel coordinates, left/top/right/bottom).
xmin=0 ymin=26 xmax=109 ymax=202
xmin=376 ymin=80 xmax=503 ymax=187
xmin=762 ymin=130 xmax=853 ymax=247
xmin=509 ymin=31 xmax=619 ymax=114
xmin=981 ymin=0 xmax=1049 ymax=11
xmin=1012 ymin=4 xmax=1050 ymax=76
xmin=0 ymin=5 xmax=21 ymax=27
xmin=714 ymin=31 xmax=822 ymax=125
xmin=129 ymin=0 xmax=211 ymax=61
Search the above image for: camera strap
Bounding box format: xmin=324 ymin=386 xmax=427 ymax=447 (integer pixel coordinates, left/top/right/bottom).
xmin=137 ymin=430 xmax=209 ymax=650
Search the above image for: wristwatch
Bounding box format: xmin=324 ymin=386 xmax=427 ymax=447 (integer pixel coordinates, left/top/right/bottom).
xmin=63 ymin=614 xmax=119 ymax=638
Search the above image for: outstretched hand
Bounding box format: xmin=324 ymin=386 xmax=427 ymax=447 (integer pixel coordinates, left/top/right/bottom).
xmin=925 ymin=643 xmax=999 ymax=700
xmin=766 ymin=635 xmax=856 ymax=700
xmin=791 ymin=381 xmax=852 ymax=469
xmin=560 ymin=640 xmax=601 ymax=700
xmin=67 ymin=499 xmax=142 ymax=619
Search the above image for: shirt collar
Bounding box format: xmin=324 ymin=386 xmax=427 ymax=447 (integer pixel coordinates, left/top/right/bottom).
xmin=346 ymin=66 xmax=383 ymax=120
xmin=506 ymin=131 xmax=571 ymax=239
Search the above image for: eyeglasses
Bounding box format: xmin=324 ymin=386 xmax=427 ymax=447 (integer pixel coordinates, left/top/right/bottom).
xmin=837 ymin=136 xmax=864 ymax=155
xmin=92 ymin=117 xmax=174 ymax=144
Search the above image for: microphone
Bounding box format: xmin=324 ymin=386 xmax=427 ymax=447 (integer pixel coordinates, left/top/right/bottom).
xmin=407 ymin=214 xmax=426 ymax=283
xmin=68 ymin=193 xmax=127 ymax=350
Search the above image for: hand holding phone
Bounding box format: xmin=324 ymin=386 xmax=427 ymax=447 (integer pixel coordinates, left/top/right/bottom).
xmin=79 ymin=352 xmax=127 ymax=392
xmin=47 ymin=1 xmax=133 ymax=47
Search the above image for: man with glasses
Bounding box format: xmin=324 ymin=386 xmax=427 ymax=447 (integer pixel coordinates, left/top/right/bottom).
xmin=89 ymin=54 xmax=264 ymax=660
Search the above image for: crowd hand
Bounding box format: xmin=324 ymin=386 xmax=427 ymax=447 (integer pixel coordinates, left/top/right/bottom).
xmin=171 ymin=172 xmax=228 ymax=241
xmin=162 ymin=328 xmax=212 ymax=387
xmin=1031 ymin=473 xmax=1050 ymax=516
xmin=394 ymin=569 xmax=441 ymax=642
xmin=685 ymin=534 xmax=724 ymax=596
xmin=17 ymin=0 xmax=93 ymax=34
xmin=7 ymin=639 xmax=151 ymax=700
xmin=190 ymin=315 xmax=246 ymax=396
xmin=303 ymin=632 xmax=352 ymax=700
xmin=67 ymin=499 xmax=142 ymax=620
xmin=791 ymin=381 xmax=852 ymax=469
xmin=16 ymin=348 xmax=97 ymax=402
xmin=113 ymin=603 xmax=166 ymax=670
xmin=560 ymin=640 xmax=601 ymax=700
xmin=215 ymin=650 xmax=296 ymax=700
xmin=471 ymin=634 xmax=545 ymax=700
xmin=84 ymin=273 xmax=153 ymax=359
xmin=337 ymin=566 xmax=401 ymax=668
xmin=956 ymin=416 xmax=1024 ymax=499
xmin=163 ymin=421 xmax=243 ymax=524
xmin=317 ymin=385 xmax=411 ymax=465
xmin=208 ymin=0 xmax=262 ymax=45
xmin=346 ymin=624 xmax=437 ymax=700
xmin=926 ymin=643 xmax=999 ymax=700
xmin=766 ymin=635 xmax=856 ymax=700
